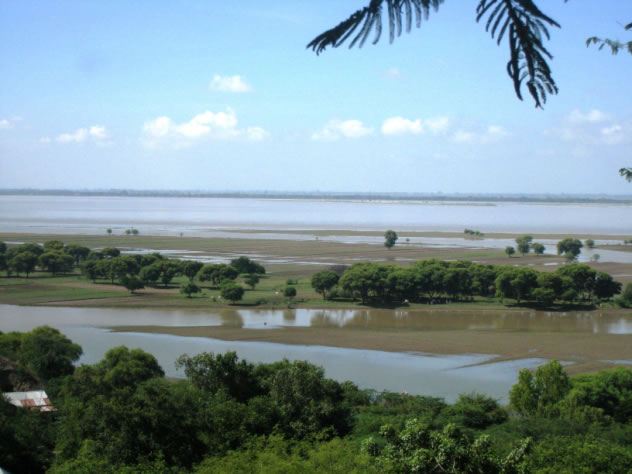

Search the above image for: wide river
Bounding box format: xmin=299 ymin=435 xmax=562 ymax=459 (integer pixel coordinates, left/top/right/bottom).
xmin=2 ymin=305 xmax=631 ymax=402
xmin=1 ymin=195 xmax=632 ymax=235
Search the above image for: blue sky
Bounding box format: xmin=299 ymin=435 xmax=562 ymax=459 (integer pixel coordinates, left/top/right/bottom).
xmin=1 ymin=1 xmax=631 ymax=194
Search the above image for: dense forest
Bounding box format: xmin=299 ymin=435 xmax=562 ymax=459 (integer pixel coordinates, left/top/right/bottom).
xmin=2 ymin=327 xmax=632 ymax=473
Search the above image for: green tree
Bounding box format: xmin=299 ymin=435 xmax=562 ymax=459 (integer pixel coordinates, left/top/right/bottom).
xmin=139 ymin=263 xmax=161 ymax=286
xmin=532 ymin=242 xmax=545 ymax=255
xmin=182 ymin=261 xmax=204 ymax=281
xmin=197 ymin=263 xmax=239 ymax=287
xmin=101 ymin=247 xmax=121 ymax=258
xmin=10 ymin=251 xmax=38 ymax=278
xmin=175 ymin=351 xmax=261 ymax=403
xmin=384 ymin=229 xmax=398 ymax=249
xmin=557 ymin=238 xmax=583 ymax=261
xmin=121 ymin=275 xmax=144 ymax=294
xmin=230 ymin=256 xmax=266 ymax=275
xmin=220 ymin=282 xmax=245 ymax=304
xmin=18 ymin=325 xmax=82 ymax=381
xmin=515 ymin=234 xmax=533 ymax=255
xmin=311 ymin=270 xmax=340 ymax=300
xmin=180 ymin=282 xmax=201 ymax=298
xmin=363 ymin=419 xmax=530 ymax=473
xmin=0 ymin=241 xmax=7 ymax=254
xmin=38 ymin=250 xmax=74 ymax=275
xmin=284 ymin=285 xmax=297 ymax=301
xmin=592 ymin=272 xmax=621 ymax=300
xmin=509 ymin=360 xmax=571 ymax=417
xmin=43 ymin=239 xmax=65 ymax=251
xmin=65 ymin=243 xmax=91 ymax=266
xmin=243 ymin=273 xmax=260 ymax=290
xmin=585 ymin=238 xmax=595 ymax=249
xmin=106 ymin=228 xmax=112 ymax=235
xmin=504 ymin=245 xmax=515 ymax=257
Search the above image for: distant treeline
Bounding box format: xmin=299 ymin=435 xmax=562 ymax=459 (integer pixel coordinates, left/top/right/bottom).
xmin=2 ymin=188 xmax=632 ymax=204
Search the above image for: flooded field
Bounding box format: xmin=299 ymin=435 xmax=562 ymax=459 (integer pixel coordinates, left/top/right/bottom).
xmin=2 ymin=304 xmax=631 ymax=402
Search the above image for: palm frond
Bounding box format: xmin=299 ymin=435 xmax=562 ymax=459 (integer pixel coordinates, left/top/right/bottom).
xmin=477 ymin=0 xmax=560 ymax=108
xmin=620 ymin=168 xmax=632 ymax=182
xmin=306 ymin=0 xmax=444 ymax=55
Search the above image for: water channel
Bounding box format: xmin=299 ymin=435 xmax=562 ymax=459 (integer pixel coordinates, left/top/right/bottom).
xmin=2 ymin=304 xmax=631 ymax=402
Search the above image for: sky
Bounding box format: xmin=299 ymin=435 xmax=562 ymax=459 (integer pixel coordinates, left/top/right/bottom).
xmin=0 ymin=1 xmax=631 ymax=195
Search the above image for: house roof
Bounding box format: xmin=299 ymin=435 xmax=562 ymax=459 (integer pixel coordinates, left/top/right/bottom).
xmin=4 ymin=390 xmax=56 ymax=412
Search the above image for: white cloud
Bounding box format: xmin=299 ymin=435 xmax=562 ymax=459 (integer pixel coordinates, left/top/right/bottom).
xmin=55 ymin=125 xmax=109 ymax=144
xmin=0 ymin=119 xmax=10 ymax=130
xmin=553 ymin=109 xmax=629 ymax=145
xmin=385 ymin=67 xmax=401 ymax=78
xmin=568 ymin=108 xmax=608 ymax=124
xmin=209 ymin=74 xmax=252 ymax=93
xmin=142 ymin=109 xmax=267 ymax=147
xmin=453 ymin=125 xmax=508 ymax=144
xmin=381 ymin=116 xmax=450 ymax=136
xmin=312 ymin=119 xmax=373 ymax=141
xmin=245 ymin=126 xmax=269 ymax=141
xmin=424 ymin=116 xmax=450 ymax=135
xmin=382 ymin=117 xmax=423 ymax=135
xmin=39 ymin=137 xmax=51 ymax=144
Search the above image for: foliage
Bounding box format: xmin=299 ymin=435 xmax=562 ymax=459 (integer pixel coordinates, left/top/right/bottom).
xmin=39 ymin=250 xmax=74 ymax=275
xmin=515 ymin=235 xmax=532 ymax=256
xmin=311 ymin=270 xmax=340 ymax=299
xmin=284 ymin=286 xmax=297 ymax=298
xmin=384 ymin=229 xmax=398 ymax=249
xmin=308 ymin=0 xmax=560 ymax=108
xmin=504 ymin=246 xmax=515 ymax=257
xmin=243 ymin=273 xmax=260 ymax=290
xmin=363 ymin=419 xmax=530 ymax=473
xmin=443 ymin=392 xmax=508 ymax=429
xmin=585 ymin=239 xmax=595 ymax=249
xmin=220 ymin=281 xmax=245 ymax=303
xmin=556 ymin=238 xmax=583 ymax=260
xmin=180 ymin=282 xmax=201 ymax=298
xmin=531 ymin=242 xmax=545 ymax=255
xmin=65 ymin=244 xmax=91 ymax=266
xmin=509 ymin=360 xmax=571 ymax=418
xmin=197 ymin=263 xmax=240 ymax=287
xmin=230 ymin=256 xmax=266 ymax=275
xmin=121 ymin=275 xmax=144 ymax=294
xmin=183 ymin=261 xmax=204 ymax=281
xmin=10 ymin=251 xmax=38 ymax=277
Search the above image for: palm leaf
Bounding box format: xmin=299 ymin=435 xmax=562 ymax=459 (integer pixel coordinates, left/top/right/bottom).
xmin=306 ymin=0 xmax=444 ymax=55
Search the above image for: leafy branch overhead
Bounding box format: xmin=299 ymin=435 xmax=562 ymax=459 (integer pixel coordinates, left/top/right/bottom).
xmin=308 ymin=0 xmax=560 ymax=108
xmin=587 ymin=22 xmax=632 ymax=56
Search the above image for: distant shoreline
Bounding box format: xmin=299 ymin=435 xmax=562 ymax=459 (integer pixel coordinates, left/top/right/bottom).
xmin=2 ymin=189 xmax=632 ymax=205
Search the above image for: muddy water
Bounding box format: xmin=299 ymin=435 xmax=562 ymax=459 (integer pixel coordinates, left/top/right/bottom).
xmin=2 ymin=304 xmax=631 ymax=401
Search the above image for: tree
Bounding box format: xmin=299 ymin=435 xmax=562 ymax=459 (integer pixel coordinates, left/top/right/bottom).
xmin=284 ymin=285 xmax=297 ymax=301
xmin=363 ymin=419 xmax=530 ymax=473
xmin=43 ymin=239 xmax=65 ymax=251
xmin=592 ymin=272 xmax=621 ymax=300
xmin=197 ymin=263 xmax=239 ymax=287
xmin=65 ymin=244 xmax=91 ymax=266
xmin=585 ymin=239 xmax=595 ymax=249
xmin=557 ymin=238 xmax=583 ymax=261
xmin=101 ymin=247 xmax=120 ymax=258
xmin=311 ymin=270 xmax=340 ymax=299
xmin=38 ymin=250 xmax=74 ymax=275
xmin=10 ymin=251 xmax=38 ymax=278
xmin=504 ymin=245 xmax=515 ymax=257
xmin=182 ymin=261 xmax=204 ymax=281
xmin=18 ymin=325 xmax=83 ymax=381
xmin=139 ymin=264 xmax=161 ymax=286
xmin=131 ymin=228 xmax=139 ymax=236
xmin=106 ymin=228 xmax=112 ymax=235
xmin=180 ymin=282 xmax=201 ymax=298
xmin=220 ymin=282 xmax=244 ymax=304
xmin=532 ymin=242 xmax=545 ymax=255
xmin=243 ymin=273 xmax=260 ymax=290
xmin=121 ymin=275 xmax=144 ymax=294
xmin=0 ymin=241 xmax=6 ymax=254
xmin=384 ymin=229 xmax=398 ymax=249
xmin=515 ymin=234 xmax=533 ymax=256
xmin=230 ymin=256 xmax=266 ymax=275
xmin=509 ymin=360 xmax=570 ymax=417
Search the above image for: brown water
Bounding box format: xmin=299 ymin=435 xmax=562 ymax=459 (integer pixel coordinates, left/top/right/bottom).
xmin=2 ymin=304 xmax=629 ymax=401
